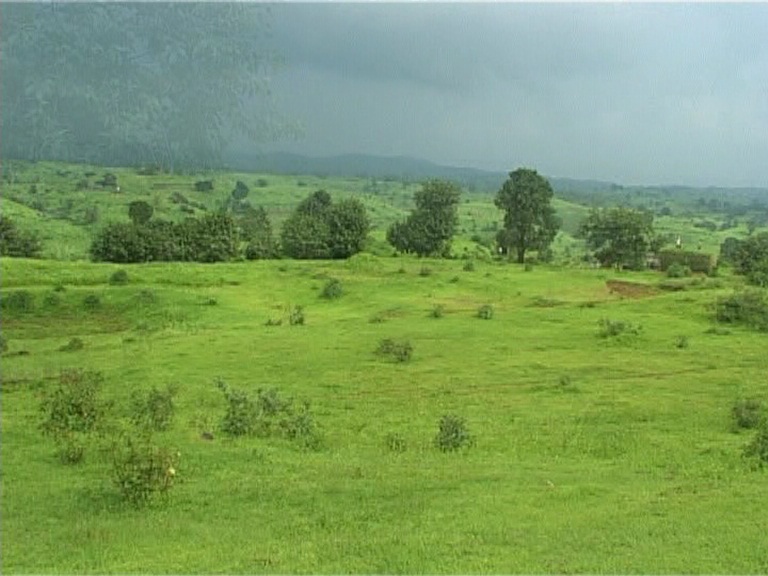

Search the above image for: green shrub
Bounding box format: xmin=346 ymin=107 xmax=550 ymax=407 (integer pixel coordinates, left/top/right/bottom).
xmin=111 ymin=431 xmax=180 ymax=507
xmin=40 ymin=370 xmax=107 ymax=463
xmin=109 ymin=269 xmax=130 ymax=285
xmin=384 ymin=432 xmax=407 ymax=453
xmin=419 ymin=266 xmax=433 ymax=277
xmin=59 ymin=337 xmax=84 ymax=352
xmin=430 ymin=304 xmax=445 ymax=318
xmin=715 ymin=290 xmax=768 ymax=332
xmin=597 ymin=318 xmax=642 ymax=338
xmin=289 ymin=305 xmax=305 ymax=326
xmin=435 ymin=414 xmax=473 ymax=452
xmin=82 ymin=293 xmax=101 ymax=310
xmin=375 ymin=338 xmax=413 ymax=363
xmin=674 ymin=335 xmax=690 ymax=349
xmin=0 ymin=334 xmax=7 ymax=354
xmin=666 ymin=262 xmax=691 ymax=278
xmin=462 ymin=260 xmax=475 ymax=272
xmin=321 ymin=278 xmax=343 ymax=300
xmin=743 ymin=421 xmax=768 ymax=468
xmin=43 ymin=292 xmax=61 ymax=308
xmin=130 ymin=385 xmax=177 ymax=432
xmin=732 ymin=398 xmax=765 ymax=431
xmin=477 ymin=304 xmax=494 ymax=320
xmin=0 ymin=290 xmax=35 ymax=313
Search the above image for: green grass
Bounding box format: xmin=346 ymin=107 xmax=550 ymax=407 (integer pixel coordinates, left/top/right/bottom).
xmin=2 ymin=255 xmax=768 ymax=573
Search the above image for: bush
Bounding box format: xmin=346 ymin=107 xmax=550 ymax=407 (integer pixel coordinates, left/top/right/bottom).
xmin=59 ymin=337 xmax=84 ymax=352
xmin=462 ymin=260 xmax=475 ymax=272
xmin=674 ymin=335 xmax=690 ymax=349
xmin=289 ymin=305 xmax=305 ymax=326
xmin=130 ymin=385 xmax=177 ymax=432
xmin=83 ymin=293 xmax=101 ymax=310
xmin=111 ymin=431 xmax=180 ymax=507
xmin=109 ymin=269 xmax=130 ymax=286
xmin=435 ymin=414 xmax=473 ymax=452
xmin=419 ymin=266 xmax=433 ymax=277
xmin=732 ymin=398 xmax=765 ymax=431
xmin=320 ymin=278 xmax=343 ymax=300
xmin=375 ymin=338 xmax=413 ymax=363
xmin=194 ymin=180 xmax=214 ymax=192
xmin=597 ymin=318 xmax=642 ymax=338
xmin=477 ymin=304 xmax=494 ymax=320
xmin=40 ymin=370 xmax=106 ymax=463
xmin=0 ymin=290 xmax=35 ymax=313
xmin=715 ymin=290 xmax=768 ymax=332
xmin=666 ymin=262 xmax=691 ymax=278
xmin=0 ymin=333 xmax=7 ymax=354
xmin=430 ymin=304 xmax=445 ymax=318
xmin=384 ymin=432 xmax=407 ymax=453
xmin=743 ymin=422 xmax=768 ymax=468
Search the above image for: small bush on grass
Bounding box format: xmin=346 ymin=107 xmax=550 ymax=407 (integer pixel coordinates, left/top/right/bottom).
xmin=43 ymin=292 xmax=61 ymax=308
xmin=667 ymin=263 xmax=691 ymax=278
xmin=674 ymin=335 xmax=690 ymax=349
xmin=715 ymin=290 xmax=768 ymax=332
xmin=265 ymin=318 xmax=282 ymax=327
xmin=59 ymin=337 xmax=84 ymax=352
xmin=384 ymin=432 xmax=407 ymax=453
xmin=0 ymin=334 xmax=7 ymax=354
xmin=0 ymin=290 xmax=35 ymax=314
xmin=732 ymin=398 xmax=765 ymax=431
xmin=82 ymin=293 xmax=101 ymax=310
xmin=375 ymin=338 xmax=413 ymax=363
xmin=321 ymin=278 xmax=343 ymax=300
xmin=597 ymin=318 xmax=642 ymax=338
xmin=743 ymin=422 xmax=768 ymax=468
xmin=463 ymin=260 xmax=475 ymax=272
xmin=289 ymin=305 xmax=305 ymax=326
xmin=477 ymin=304 xmax=494 ymax=320
xmin=111 ymin=431 xmax=180 ymax=507
xmin=430 ymin=304 xmax=445 ymax=318
xmin=40 ymin=369 xmax=107 ymax=463
xmin=435 ymin=414 xmax=473 ymax=452
xmin=109 ymin=269 xmax=130 ymax=286
xmin=130 ymin=385 xmax=178 ymax=432
xmin=419 ymin=266 xmax=433 ymax=277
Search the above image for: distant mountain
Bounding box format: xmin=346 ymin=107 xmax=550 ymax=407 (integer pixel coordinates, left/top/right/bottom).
xmin=225 ymin=151 xmax=768 ymax=204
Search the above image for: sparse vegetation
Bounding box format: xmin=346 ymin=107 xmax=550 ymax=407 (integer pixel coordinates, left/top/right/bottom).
xmin=434 ymin=414 xmax=473 ymax=452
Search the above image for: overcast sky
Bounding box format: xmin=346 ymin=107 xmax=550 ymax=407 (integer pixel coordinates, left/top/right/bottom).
xmin=261 ymin=3 xmax=768 ymax=188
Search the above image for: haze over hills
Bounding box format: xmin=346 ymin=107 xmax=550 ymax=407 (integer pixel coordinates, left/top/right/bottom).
xmin=226 ymin=151 xmax=768 ymax=202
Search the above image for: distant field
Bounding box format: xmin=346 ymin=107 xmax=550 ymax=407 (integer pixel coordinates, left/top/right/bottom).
xmin=2 ymin=255 xmax=767 ymax=573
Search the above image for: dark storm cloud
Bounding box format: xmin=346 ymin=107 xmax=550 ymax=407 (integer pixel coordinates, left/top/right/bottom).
xmin=265 ymin=3 xmax=768 ymax=187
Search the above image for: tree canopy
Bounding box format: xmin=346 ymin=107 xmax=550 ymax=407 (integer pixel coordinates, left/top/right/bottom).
xmin=580 ymin=207 xmax=654 ymax=270
xmin=387 ymin=180 xmax=461 ymax=257
xmin=0 ymin=3 xmax=286 ymax=170
xmin=494 ymin=168 xmax=560 ymax=263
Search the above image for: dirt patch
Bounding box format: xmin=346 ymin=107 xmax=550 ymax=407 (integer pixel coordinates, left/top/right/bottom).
xmin=605 ymin=279 xmax=659 ymax=299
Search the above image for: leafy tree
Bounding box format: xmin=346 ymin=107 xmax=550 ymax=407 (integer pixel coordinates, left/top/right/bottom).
xmin=580 ymin=207 xmax=654 ymax=270
xmin=720 ymin=237 xmax=744 ymax=264
xmin=281 ymin=191 xmax=369 ymax=260
xmin=735 ymin=232 xmax=768 ymax=287
xmin=494 ymin=168 xmax=560 ymax=264
xmin=281 ymin=212 xmax=331 ymax=259
xmin=90 ymin=222 xmax=148 ymax=263
xmin=387 ymin=180 xmax=461 ymax=257
xmin=241 ymin=206 xmax=277 ymax=260
xmin=179 ymin=213 xmax=240 ymax=263
xmin=128 ymin=201 xmax=154 ymax=226
xmin=231 ymin=181 xmax=250 ymax=202
xmin=0 ymin=215 xmax=42 ymax=258
xmin=0 ymin=3 xmax=285 ymax=169
xmin=327 ymin=199 xmax=369 ymax=258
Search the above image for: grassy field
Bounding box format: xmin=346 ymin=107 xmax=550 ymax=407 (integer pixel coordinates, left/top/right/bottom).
xmin=2 ymin=254 xmax=767 ymax=573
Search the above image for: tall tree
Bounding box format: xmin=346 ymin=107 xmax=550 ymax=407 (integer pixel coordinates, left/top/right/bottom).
xmin=494 ymin=168 xmax=560 ymax=264
xmin=0 ymin=3 xmax=286 ymax=169
xmin=387 ymin=180 xmax=461 ymax=257
xmin=580 ymin=207 xmax=654 ymax=270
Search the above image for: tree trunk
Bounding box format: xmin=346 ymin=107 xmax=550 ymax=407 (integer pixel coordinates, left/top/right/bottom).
xmin=516 ymin=248 xmax=525 ymax=264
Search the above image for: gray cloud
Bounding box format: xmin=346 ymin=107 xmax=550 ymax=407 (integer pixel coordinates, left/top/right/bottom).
xmin=265 ymin=3 xmax=768 ymax=187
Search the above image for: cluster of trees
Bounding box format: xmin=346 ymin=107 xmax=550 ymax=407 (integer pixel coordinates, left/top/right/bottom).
xmin=0 ymin=216 xmax=42 ymax=258
xmin=579 ymin=207 xmax=656 ymax=270
xmin=281 ymin=190 xmax=369 ymax=259
xmin=720 ymin=233 xmax=768 ymax=287
xmin=90 ymin=189 xmax=369 ymax=263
